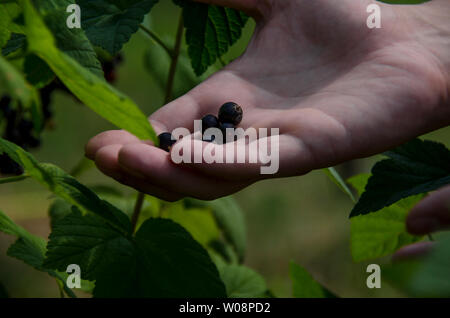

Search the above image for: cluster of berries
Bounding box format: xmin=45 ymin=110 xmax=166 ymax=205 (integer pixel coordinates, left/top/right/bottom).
xmin=158 ymin=102 xmax=243 ymax=152
xmin=0 ymin=54 xmax=124 ymax=176
xmin=102 ymin=54 xmax=123 ymax=84
xmin=40 ymin=53 xmax=124 ymax=120
xmin=0 ymin=96 xmax=36 ymax=175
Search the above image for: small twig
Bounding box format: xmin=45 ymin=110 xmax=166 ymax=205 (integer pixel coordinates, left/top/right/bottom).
xmin=0 ymin=174 xmax=29 ymax=184
xmin=139 ymin=25 xmax=174 ymax=58
xmin=131 ymin=14 xmax=185 ymax=231
xmin=164 ymin=14 xmax=184 ymax=103
xmin=131 ymin=192 xmax=145 ymax=233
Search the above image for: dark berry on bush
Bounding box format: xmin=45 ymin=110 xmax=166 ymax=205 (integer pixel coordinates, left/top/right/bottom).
xmin=18 ymin=119 xmax=33 ymax=134
xmin=26 ymin=136 xmax=41 ymax=149
xmin=102 ymin=61 xmax=116 ymax=83
xmin=158 ymin=132 xmax=176 ymax=152
xmin=113 ymin=54 xmax=124 ymax=66
xmin=0 ymin=96 xmax=11 ymax=112
xmin=0 ymin=154 xmax=24 ymax=176
xmin=104 ymin=70 xmax=116 ymax=83
xmin=0 ymin=97 xmax=15 ymax=121
xmin=218 ymin=102 xmax=243 ymax=126
xmin=4 ymin=129 xmax=24 ymax=147
xmin=102 ymin=54 xmax=122 ymax=83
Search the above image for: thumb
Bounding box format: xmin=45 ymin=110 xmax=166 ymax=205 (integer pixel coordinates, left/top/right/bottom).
xmin=193 ymin=0 xmax=261 ymax=16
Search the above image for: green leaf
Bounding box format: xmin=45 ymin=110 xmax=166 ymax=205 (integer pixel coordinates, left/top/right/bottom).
xmin=217 ymin=263 xmax=267 ymax=298
xmin=350 ymin=139 xmax=450 ymax=217
xmin=48 ymin=198 xmax=72 ymax=229
xmin=0 ymin=137 xmax=132 ymax=234
xmin=69 ymin=157 xmax=95 ymax=178
xmin=0 ymin=55 xmax=43 ymax=130
xmin=135 ymin=218 xmax=226 ymax=297
xmin=32 ymin=0 xmax=103 ymax=77
xmin=77 ymin=0 xmax=159 ymax=55
xmin=160 ymin=201 xmax=221 ymax=247
xmin=174 ymin=0 xmax=249 ymax=75
xmin=23 ymin=54 xmax=55 ymax=89
xmin=0 ymin=55 xmax=39 ymax=109
xmin=0 ymin=1 xmax=23 ymax=48
xmin=290 ymin=261 xmax=327 ymax=298
xmin=185 ymin=197 xmax=247 ymax=262
xmin=20 ymin=0 xmax=157 ymax=142
xmin=44 ymin=210 xmax=227 ymax=298
xmin=2 ymin=33 xmax=26 ymax=56
xmin=0 ymin=208 xmax=76 ymax=298
xmin=349 ymin=173 xmax=424 ymax=262
xmin=322 ymin=167 xmax=356 ymax=202
xmin=384 ymin=233 xmax=450 ymax=297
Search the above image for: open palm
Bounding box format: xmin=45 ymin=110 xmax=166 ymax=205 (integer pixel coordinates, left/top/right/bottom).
xmin=86 ymin=0 xmax=450 ymax=201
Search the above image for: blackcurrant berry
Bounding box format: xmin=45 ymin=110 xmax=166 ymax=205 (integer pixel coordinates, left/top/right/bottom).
xmin=113 ymin=54 xmax=124 ymax=66
xmin=104 ymin=70 xmax=116 ymax=83
xmin=0 ymin=154 xmax=24 ymax=176
xmin=158 ymin=132 xmax=176 ymax=152
xmin=18 ymin=119 xmax=33 ymax=134
xmin=26 ymin=136 xmax=41 ymax=149
xmin=218 ymin=102 xmax=243 ymax=126
xmin=220 ymin=122 xmax=235 ymax=144
xmin=0 ymin=97 xmax=15 ymax=121
xmin=4 ymin=129 xmax=24 ymax=147
xmin=201 ymin=114 xmax=220 ymax=132
xmin=0 ymin=96 xmax=11 ymax=112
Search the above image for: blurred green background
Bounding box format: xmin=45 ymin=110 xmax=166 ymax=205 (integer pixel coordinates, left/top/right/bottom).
xmin=1 ymin=2 xmax=449 ymax=297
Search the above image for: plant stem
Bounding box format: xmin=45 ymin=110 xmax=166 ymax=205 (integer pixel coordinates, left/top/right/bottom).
xmin=0 ymin=174 xmax=29 ymax=184
xmin=164 ymin=14 xmax=184 ymax=103
xmin=219 ymin=56 xmax=227 ymax=68
xmin=131 ymin=14 xmax=185 ymax=232
xmin=131 ymin=191 xmax=145 ymax=233
xmin=428 ymin=234 xmax=435 ymax=241
xmin=139 ymin=25 xmax=174 ymax=58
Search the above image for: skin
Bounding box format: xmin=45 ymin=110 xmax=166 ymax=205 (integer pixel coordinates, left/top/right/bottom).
xmin=392 ymin=185 xmax=450 ymax=261
xmin=86 ymin=0 xmax=450 ymax=210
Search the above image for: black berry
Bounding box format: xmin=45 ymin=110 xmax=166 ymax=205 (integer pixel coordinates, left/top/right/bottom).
xmin=201 ymin=114 xmax=220 ymax=133
xmin=220 ymin=122 xmax=235 ymax=143
xmin=102 ymin=54 xmax=123 ymax=83
xmin=25 ymin=136 xmax=41 ymax=149
xmin=18 ymin=119 xmax=33 ymax=134
xmin=0 ymin=97 xmax=15 ymax=121
xmin=158 ymin=132 xmax=176 ymax=152
xmin=201 ymin=114 xmax=220 ymax=142
xmin=0 ymin=96 xmax=11 ymax=113
xmin=0 ymin=154 xmax=24 ymax=176
xmin=218 ymin=102 xmax=243 ymax=126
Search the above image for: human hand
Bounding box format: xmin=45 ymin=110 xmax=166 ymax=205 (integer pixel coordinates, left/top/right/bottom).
xmin=86 ymin=0 xmax=450 ymax=201
xmin=392 ymin=185 xmax=450 ymax=261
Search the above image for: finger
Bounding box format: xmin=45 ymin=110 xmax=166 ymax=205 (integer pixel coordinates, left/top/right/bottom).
xmin=171 ymin=133 xmax=312 ymax=181
xmin=149 ymin=70 xmax=257 ymax=132
xmin=85 ymin=130 xmax=141 ymax=160
xmin=94 ymin=144 xmax=183 ymax=202
xmin=391 ymin=242 xmax=434 ymax=262
xmin=406 ymin=185 xmax=450 ymax=235
xmin=117 ymin=143 xmax=250 ymax=200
